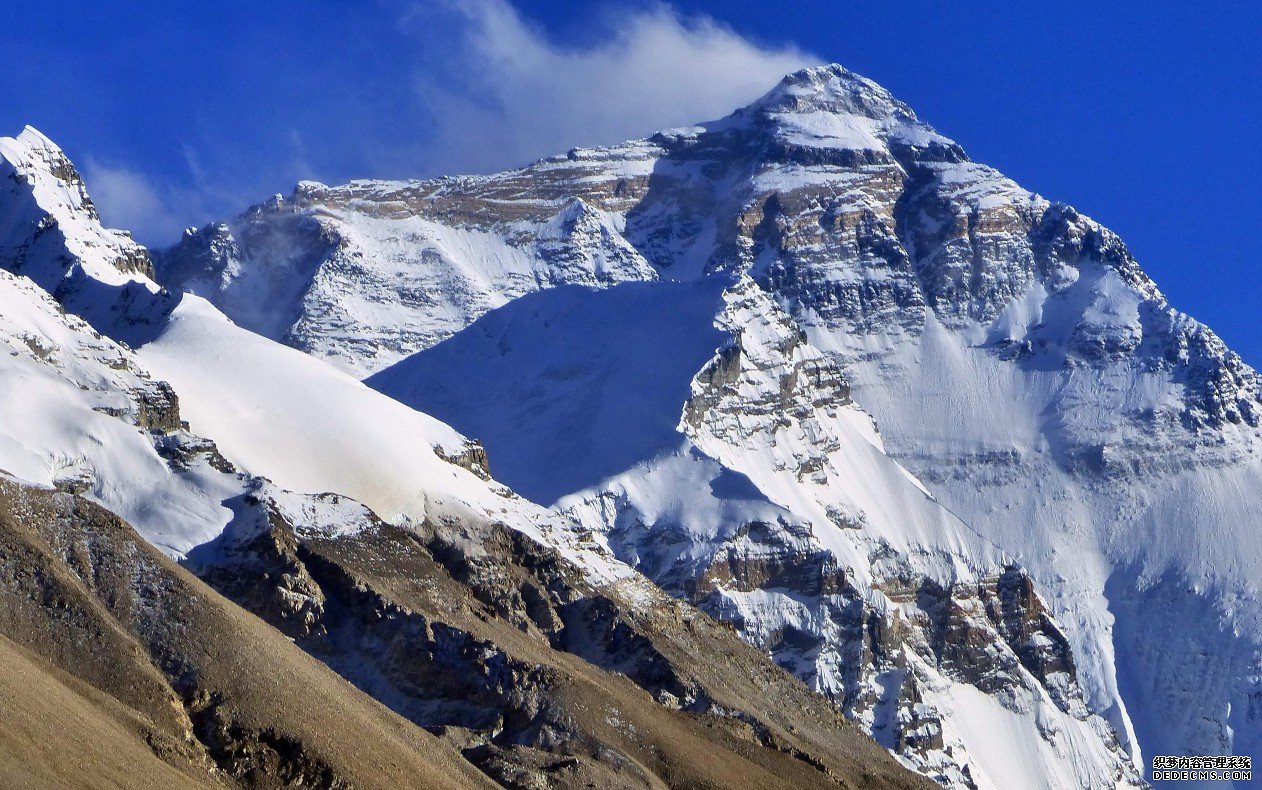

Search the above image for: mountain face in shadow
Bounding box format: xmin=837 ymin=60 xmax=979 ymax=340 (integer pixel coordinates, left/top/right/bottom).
xmin=369 ymin=279 xmax=729 ymax=505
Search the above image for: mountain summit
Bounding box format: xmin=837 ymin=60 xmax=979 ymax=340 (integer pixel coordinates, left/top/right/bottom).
xmin=146 ymin=63 xmax=1260 ymax=788
xmin=721 ymin=64 xmax=957 ymax=154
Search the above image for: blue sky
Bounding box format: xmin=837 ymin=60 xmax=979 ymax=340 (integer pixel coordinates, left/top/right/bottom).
xmin=4 ymin=1 xmax=1260 ymax=364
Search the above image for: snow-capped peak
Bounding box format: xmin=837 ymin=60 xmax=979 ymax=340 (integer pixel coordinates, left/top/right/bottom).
xmin=150 ymin=62 xmax=1262 ymax=786
xmin=705 ymin=63 xmax=960 ymax=156
xmin=1 ymin=126 xmax=99 ymax=218
xmin=0 ymin=126 xmax=172 ymax=343
xmin=754 ymin=64 xmax=920 ymax=123
xmin=0 ymin=126 xmax=156 ymax=290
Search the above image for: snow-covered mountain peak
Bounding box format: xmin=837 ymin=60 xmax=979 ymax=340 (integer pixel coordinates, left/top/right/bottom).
xmin=0 ymin=125 xmax=156 ymax=289
xmin=149 ymin=65 xmax=1262 ymax=784
xmin=1 ymin=125 xmax=101 ymax=219
xmin=0 ymin=126 xmax=173 ymax=343
xmin=703 ymin=63 xmax=959 ymax=158
xmin=751 ymin=63 xmax=916 ymax=123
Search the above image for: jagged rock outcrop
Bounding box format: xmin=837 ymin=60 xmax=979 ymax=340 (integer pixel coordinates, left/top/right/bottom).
xmin=188 ymin=482 xmax=930 ymax=790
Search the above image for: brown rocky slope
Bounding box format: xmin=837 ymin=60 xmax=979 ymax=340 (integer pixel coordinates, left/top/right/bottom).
xmin=0 ymin=471 xmax=928 ymax=789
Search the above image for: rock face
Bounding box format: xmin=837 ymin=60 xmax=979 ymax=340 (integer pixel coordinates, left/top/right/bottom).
xmin=190 ymin=482 xmax=929 ymax=790
xmin=160 ymin=63 xmax=1262 ymax=787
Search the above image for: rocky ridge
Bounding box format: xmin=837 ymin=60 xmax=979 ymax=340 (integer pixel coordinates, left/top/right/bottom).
xmin=0 ymin=472 xmax=497 ymax=790
xmin=191 ymin=481 xmax=928 ymax=789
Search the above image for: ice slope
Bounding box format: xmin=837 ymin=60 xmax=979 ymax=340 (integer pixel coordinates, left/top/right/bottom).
xmin=818 ymin=297 xmax=1262 ymax=776
xmin=142 ymin=293 xmax=484 ymax=520
xmin=135 ymin=292 xmax=630 ymax=583
xmin=135 ymin=254 xmax=634 ymax=584
xmin=369 ymin=275 xmax=1141 ymax=788
xmin=369 ymin=276 xmax=984 ymax=583
xmin=0 ymin=126 xmax=939 ymax=789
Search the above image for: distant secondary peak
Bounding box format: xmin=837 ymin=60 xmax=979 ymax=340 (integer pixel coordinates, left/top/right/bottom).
xmin=0 ymin=125 xmax=101 ymax=223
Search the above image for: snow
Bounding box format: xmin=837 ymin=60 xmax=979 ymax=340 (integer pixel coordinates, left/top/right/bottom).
xmin=770 ymin=110 xmax=886 ymax=151
xmin=813 ymin=270 xmax=1262 ymax=783
xmin=137 ymin=293 xmax=634 ymax=583
xmin=719 ymin=63 xmax=959 ymax=154
xmin=0 ymin=127 xmax=155 ymax=291
xmin=749 ymin=165 xmax=877 ymax=195
xmin=166 ymin=187 xmax=658 ymax=377
xmin=149 ymin=64 xmax=1176 ymax=784
xmin=529 ymin=142 xmax=662 ymax=179
xmin=0 ymin=125 xmax=639 ymax=586
xmin=262 ymin=485 xmax=379 ymax=539
xmin=367 ymin=278 xmax=730 ymax=505
xmin=0 ymin=269 xmax=240 ymax=556
xmin=141 ymin=293 xmax=503 ymax=522
xmin=943 ymin=683 xmax=1123 ymax=790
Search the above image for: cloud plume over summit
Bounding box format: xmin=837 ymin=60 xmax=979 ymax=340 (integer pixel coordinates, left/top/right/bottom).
xmin=395 ymin=0 xmax=814 ymax=174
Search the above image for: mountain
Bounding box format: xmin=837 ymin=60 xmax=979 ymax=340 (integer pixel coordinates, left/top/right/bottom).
xmin=159 ymin=64 xmax=1262 ymax=787
xmin=0 ymin=124 xmax=927 ymax=788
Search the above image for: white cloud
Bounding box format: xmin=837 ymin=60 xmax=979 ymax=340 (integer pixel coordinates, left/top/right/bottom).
xmin=80 ymin=159 xmax=200 ymax=246
xmin=79 ymin=2 xmax=817 ymax=244
xmin=401 ymin=0 xmax=816 ymax=174
xmin=81 ymin=150 xmax=279 ymax=247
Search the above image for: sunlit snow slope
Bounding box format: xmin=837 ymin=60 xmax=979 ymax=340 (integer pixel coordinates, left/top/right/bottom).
xmin=0 ymin=125 xmax=631 ymax=586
